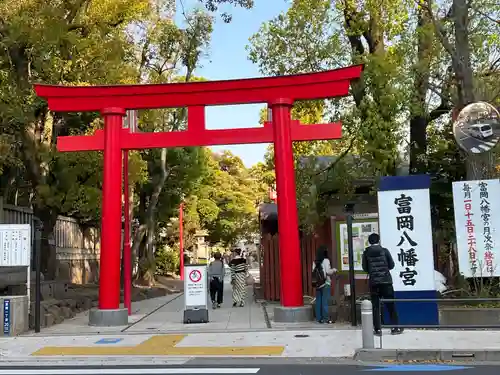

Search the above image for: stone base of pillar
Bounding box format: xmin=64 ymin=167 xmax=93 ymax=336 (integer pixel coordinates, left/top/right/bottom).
xmin=89 ymin=308 xmax=128 ymax=327
xmin=273 ymin=305 xmax=313 ymax=323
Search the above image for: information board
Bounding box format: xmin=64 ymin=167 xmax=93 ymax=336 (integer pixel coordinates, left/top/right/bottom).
xmin=184 ymin=264 xmax=208 ymax=308
xmin=0 ymin=224 xmax=31 ymax=267
xmin=338 ymin=220 xmax=379 ymax=272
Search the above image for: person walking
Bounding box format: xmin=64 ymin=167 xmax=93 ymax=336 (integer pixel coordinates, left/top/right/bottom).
xmin=229 ymin=248 xmax=248 ymax=307
xmin=207 ymin=252 xmax=225 ymax=309
xmin=312 ymin=245 xmax=336 ymax=323
xmin=362 ymin=233 xmax=403 ymax=336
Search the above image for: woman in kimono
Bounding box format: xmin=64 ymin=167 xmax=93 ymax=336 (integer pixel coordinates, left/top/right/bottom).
xmin=229 ymin=248 xmax=248 ymax=307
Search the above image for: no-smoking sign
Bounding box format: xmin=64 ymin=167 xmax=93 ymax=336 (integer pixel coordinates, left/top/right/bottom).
xmin=189 ymin=269 xmax=202 ymax=283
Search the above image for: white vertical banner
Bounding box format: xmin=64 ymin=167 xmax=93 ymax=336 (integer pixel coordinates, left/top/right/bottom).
xmin=377 ymin=189 xmax=435 ymax=291
xmin=452 ymin=179 xmax=500 ymax=277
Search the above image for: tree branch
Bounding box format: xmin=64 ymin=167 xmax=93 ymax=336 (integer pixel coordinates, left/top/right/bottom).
xmin=315 ymin=137 xmax=356 ymax=175
xmin=421 ymin=0 xmax=456 ymax=58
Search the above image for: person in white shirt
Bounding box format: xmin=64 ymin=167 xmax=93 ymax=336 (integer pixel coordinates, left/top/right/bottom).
xmin=312 ymin=245 xmax=337 ymax=323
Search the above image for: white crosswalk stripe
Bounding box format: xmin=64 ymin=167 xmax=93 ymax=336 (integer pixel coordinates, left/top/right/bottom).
xmin=0 ymin=369 xmax=261 ymax=375
xmin=479 ymin=144 xmax=491 ymax=150
xmin=471 ymin=147 xmax=481 ymax=153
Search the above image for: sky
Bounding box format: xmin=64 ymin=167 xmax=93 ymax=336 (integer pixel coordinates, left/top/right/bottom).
xmin=175 ymin=0 xmax=291 ymax=167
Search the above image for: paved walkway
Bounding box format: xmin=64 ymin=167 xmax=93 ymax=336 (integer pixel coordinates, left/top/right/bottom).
xmin=3 ymin=329 xmax=500 ymax=358
xmin=26 ymin=275 xmax=266 ymax=336
xmin=23 ymin=294 xmax=182 ymax=336
xmin=126 ymin=276 xmax=267 ymax=333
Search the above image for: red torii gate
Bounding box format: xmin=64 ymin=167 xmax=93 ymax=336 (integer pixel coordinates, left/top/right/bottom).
xmin=34 ymin=65 xmax=362 ymax=325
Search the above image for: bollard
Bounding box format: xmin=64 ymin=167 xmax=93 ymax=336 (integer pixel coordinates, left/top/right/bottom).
xmin=361 ymin=299 xmax=374 ymax=349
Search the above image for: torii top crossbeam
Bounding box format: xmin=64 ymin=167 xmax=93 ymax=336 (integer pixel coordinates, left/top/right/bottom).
xmin=35 ymin=65 xmax=362 ymax=111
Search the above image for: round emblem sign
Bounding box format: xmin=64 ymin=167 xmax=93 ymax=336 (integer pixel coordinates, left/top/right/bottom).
xmin=189 ymin=269 xmax=202 ymax=283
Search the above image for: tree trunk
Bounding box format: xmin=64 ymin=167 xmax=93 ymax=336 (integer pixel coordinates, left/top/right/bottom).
xmin=451 ymin=0 xmax=490 ymax=180
xmin=452 ymin=0 xmax=475 ymax=108
xmin=135 ymin=147 xmax=168 ymax=285
xmin=409 ymin=9 xmax=433 ymax=174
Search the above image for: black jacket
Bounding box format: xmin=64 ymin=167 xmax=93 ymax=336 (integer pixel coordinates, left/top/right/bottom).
xmin=362 ymin=244 xmax=395 ymax=285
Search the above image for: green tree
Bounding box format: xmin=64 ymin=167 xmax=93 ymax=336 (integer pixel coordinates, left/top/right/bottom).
xmin=194 ymin=151 xmax=262 ymax=246
xmin=0 ymin=0 xmax=149 ymax=278
xmin=130 ymin=7 xmax=214 ymax=285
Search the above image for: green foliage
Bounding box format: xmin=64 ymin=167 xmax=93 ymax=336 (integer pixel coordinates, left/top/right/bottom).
xmin=0 ymin=0 xmax=255 ymax=280
xmin=155 ymin=244 xmax=180 ymax=276
xmin=0 ymin=0 xmax=153 ymax=277
xmin=193 ymin=150 xmax=263 ymax=246
xmin=201 ymin=0 xmax=254 ymax=22
xmin=247 ymin=0 xmax=499 ymax=237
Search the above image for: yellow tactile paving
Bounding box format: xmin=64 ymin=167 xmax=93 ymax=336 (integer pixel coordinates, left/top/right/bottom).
xmin=31 ymin=334 xmax=285 ymax=356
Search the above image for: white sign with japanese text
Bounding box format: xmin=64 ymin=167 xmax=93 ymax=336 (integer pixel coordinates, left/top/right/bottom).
xmin=377 ymin=189 xmax=436 ymax=291
xmin=452 ymin=179 xmax=500 ymax=277
xmin=0 ymin=225 xmax=31 ymax=267
xmin=184 ymin=264 xmax=208 ymax=308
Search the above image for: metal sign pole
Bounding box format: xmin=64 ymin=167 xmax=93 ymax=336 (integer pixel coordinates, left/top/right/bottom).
xmin=34 ymin=220 xmax=42 ymax=333
xmin=347 ymin=212 xmax=357 ymax=326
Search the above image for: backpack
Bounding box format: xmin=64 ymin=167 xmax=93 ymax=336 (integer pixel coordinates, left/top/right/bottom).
xmin=312 ymin=263 xmax=327 ymax=289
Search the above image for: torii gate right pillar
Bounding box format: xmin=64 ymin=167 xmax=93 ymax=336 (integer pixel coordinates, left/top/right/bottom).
xmin=270 ymin=99 xmax=307 ymax=321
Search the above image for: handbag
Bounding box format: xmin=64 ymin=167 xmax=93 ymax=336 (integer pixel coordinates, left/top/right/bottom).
xmin=245 ymin=273 xmax=254 ymax=285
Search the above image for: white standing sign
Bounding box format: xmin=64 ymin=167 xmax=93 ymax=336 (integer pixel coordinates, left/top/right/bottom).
xmin=377 ymin=189 xmax=435 ymax=291
xmin=184 ymin=264 xmax=208 ymax=308
xmin=452 ymin=179 xmax=500 ymax=277
xmin=0 ymin=225 xmax=31 ymax=267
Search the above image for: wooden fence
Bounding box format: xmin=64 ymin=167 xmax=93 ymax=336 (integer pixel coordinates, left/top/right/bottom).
xmin=260 ymin=234 xmax=320 ymax=301
xmin=0 ymin=198 xmax=101 ymax=283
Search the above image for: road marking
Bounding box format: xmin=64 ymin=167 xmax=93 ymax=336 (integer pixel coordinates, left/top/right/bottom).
xmin=32 ymin=335 xmax=285 ymax=356
xmin=0 ymin=369 xmax=261 ymax=375
xmin=471 ymin=147 xmax=481 ymax=153
xmin=479 ymin=144 xmax=491 ymax=150
xmin=363 ymin=364 xmax=472 ymax=372
xmin=95 ymin=338 xmax=123 ymax=344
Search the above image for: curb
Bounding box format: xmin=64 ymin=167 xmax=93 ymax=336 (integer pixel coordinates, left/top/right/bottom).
xmin=0 ymin=357 xmax=192 ymax=367
xmin=354 ymin=349 xmax=500 ymax=362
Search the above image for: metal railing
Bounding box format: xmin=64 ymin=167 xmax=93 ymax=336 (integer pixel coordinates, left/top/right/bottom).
xmin=380 ymin=297 xmax=500 ymax=329
xmin=360 ymin=297 xmax=500 ymax=350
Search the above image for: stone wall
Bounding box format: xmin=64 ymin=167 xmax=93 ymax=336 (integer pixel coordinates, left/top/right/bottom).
xmin=0 ymin=295 xmax=29 ymax=336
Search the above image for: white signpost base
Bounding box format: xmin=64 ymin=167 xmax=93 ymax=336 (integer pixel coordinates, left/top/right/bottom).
xmin=183 ymin=264 xmax=209 ymax=324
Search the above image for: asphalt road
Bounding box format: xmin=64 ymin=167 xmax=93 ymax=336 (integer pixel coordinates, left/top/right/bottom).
xmin=454 ymin=126 xmax=499 ymax=153
xmin=0 ymin=364 xmax=499 ymax=375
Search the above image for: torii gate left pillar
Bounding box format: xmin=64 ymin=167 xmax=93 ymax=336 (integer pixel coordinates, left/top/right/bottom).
xmin=34 ymin=65 xmax=362 ymax=326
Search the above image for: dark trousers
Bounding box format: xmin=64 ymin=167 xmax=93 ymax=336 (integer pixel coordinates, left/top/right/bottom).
xmin=210 ymin=277 xmax=224 ymax=304
xmin=370 ymin=284 xmax=399 ymax=331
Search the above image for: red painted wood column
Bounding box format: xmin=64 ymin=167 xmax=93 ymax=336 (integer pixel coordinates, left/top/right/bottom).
xmin=270 ymin=99 xmax=303 ymax=307
xmin=179 ymin=202 xmax=184 ymax=281
xmin=123 ymin=149 xmax=132 ymax=315
xmin=100 ymin=107 xmax=125 ymax=310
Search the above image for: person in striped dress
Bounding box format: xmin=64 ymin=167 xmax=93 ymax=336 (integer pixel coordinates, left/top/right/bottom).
xmin=229 ymin=248 xmax=248 ymax=307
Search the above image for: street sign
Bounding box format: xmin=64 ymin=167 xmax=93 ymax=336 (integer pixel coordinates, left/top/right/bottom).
xmin=0 ymin=224 xmax=31 ymax=267
xmin=3 ymin=299 xmax=10 ymax=335
xmin=184 ymin=265 xmax=208 ymax=308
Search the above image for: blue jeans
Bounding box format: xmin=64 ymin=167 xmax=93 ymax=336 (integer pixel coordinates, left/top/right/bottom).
xmin=315 ymin=284 xmax=331 ymax=322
